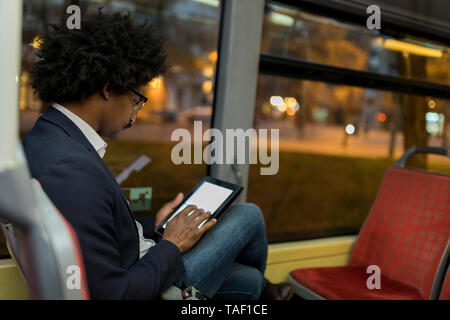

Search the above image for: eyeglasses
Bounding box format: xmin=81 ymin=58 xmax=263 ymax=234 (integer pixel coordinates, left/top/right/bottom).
xmin=129 ymin=88 xmax=148 ymax=114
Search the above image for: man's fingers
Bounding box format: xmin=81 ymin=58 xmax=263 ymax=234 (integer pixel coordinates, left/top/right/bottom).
xmin=179 ymin=205 xmax=197 ymax=216
xmin=194 ymin=211 xmax=211 ymax=226
xmin=166 ymin=193 xmax=183 ymax=210
xmin=172 ymin=193 xmax=183 ymax=206
xmin=190 ymin=208 xmax=205 ymax=220
xmin=165 ymin=192 xmax=182 ymax=206
xmin=197 ymin=217 xmax=217 ymax=232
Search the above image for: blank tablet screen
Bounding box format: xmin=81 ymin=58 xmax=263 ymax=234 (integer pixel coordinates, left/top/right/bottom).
xmin=162 ymin=181 xmax=233 ymax=229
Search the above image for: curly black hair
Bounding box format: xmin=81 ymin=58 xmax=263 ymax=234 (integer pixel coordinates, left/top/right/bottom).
xmin=31 ymin=12 xmax=167 ymax=103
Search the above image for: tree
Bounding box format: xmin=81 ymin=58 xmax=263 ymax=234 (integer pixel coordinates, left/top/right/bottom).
xmin=396 ymin=52 xmax=429 ymax=168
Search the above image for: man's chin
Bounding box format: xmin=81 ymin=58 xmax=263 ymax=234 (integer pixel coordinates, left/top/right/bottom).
xmin=108 ymin=127 xmax=130 ymax=140
xmin=105 ymin=131 xmax=121 ymax=141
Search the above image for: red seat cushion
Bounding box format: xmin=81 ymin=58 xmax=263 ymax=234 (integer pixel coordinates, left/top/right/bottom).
xmin=291 ymin=266 xmax=424 ymax=300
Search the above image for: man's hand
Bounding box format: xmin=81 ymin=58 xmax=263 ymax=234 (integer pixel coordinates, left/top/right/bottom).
xmin=154 ymin=192 xmax=184 ymax=228
xmin=162 ymin=205 xmax=217 ymax=253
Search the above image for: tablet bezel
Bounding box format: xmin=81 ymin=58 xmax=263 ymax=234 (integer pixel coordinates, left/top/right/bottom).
xmin=154 ymin=176 xmax=243 ymax=237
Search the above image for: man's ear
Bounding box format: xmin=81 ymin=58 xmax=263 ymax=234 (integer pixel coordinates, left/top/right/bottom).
xmin=100 ymin=83 xmax=112 ymax=101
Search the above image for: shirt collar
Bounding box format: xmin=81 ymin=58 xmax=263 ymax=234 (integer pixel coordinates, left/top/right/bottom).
xmin=52 ymin=103 xmax=108 ymax=158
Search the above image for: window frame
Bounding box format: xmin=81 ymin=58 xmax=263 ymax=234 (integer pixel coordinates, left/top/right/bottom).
xmin=208 ymin=0 xmax=266 ymax=202
xmin=210 ymin=0 xmax=449 ymax=242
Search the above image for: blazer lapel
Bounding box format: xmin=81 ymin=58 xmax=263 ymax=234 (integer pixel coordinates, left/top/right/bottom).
xmin=40 ymin=106 xmax=95 ymax=153
xmin=40 ymin=107 xmax=132 ymax=209
xmin=39 ymin=107 xmax=140 ymax=249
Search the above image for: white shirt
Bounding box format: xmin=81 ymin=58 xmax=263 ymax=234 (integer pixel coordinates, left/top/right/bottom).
xmin=52 ymin=103 xmax=155 ymax=259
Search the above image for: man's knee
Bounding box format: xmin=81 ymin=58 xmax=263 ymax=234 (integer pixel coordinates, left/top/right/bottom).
xmin=231 ymin=202 xmax=265 ymax=228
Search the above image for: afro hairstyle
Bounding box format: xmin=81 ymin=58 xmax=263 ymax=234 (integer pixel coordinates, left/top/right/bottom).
xmin=30 ymin=11 xmax=167 ymax=103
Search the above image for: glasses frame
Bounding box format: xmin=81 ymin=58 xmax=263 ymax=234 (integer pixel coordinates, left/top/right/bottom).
xmin=129 ymin=88 xmax=148 ymax=114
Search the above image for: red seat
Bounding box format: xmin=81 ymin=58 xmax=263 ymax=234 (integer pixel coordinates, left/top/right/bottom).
xmin=290 ymin=266 xmax=423 ymax=300
xmin=290 ymin=167 xmax=450 ymax=300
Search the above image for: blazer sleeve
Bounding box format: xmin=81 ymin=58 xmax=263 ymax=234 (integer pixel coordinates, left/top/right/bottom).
xmin=38 ymin=156 xmax=185 ymax=299
xmin=135 ymin=215 xmax=160 ymax=241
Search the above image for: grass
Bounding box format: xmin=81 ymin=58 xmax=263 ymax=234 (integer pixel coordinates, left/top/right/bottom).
xmin=247 ymin=152 xmax=394 ymax=242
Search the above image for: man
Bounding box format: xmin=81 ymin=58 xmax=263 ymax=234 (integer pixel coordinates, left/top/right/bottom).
xmin=22 ymin=12 xmax=293 ymax=300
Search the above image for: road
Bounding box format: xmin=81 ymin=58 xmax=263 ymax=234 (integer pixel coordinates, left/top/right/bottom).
xmin=20 ymin=111 xmax=448 ymax=164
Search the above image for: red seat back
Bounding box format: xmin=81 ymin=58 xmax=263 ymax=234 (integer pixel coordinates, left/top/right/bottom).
xmin=350 ymin=167 xmax=450 ymax=299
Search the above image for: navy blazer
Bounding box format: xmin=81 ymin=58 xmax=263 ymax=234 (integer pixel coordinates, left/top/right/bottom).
xmin=22 ymin=107 xmax=185 ymax=299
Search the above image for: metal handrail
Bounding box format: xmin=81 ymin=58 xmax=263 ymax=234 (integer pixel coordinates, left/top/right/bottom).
xmin=394 ymin=146 xmax=450 ymax=168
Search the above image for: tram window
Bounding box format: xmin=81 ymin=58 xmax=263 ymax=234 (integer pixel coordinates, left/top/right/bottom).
xmin=20 ymin=0 xmax=220 ymax=210
xmin=2 ymin=0 xmax=222 ymax=257
xmin=262 ymin=2 xmax=450 ymax=86
xmin=249 ymin=74 xmax=449 ymax=243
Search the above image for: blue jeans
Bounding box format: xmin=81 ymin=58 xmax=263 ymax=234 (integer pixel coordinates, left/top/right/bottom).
xmin=178 ymin=202 xmax=268 ymax=300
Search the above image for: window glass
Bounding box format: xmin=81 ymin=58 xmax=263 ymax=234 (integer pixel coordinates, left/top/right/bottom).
xmin=1 ymin=0 xmax=221 ymax=256
xmin=262 ymin=2 xmax=450 ymax=86
xmin=249 ymin=74 xmax=449 ymax=242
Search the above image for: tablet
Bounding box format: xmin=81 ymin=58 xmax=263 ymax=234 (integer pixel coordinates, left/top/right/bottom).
xmin=155 ymin=176 xmax=243 ymax=236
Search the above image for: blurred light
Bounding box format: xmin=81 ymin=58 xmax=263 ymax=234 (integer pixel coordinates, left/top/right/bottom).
xmin=31 ymin=36 xmax=43 ymax=49
xmin=262 ymin=103 xmax=271 ymax=115
xmin=208 ymin=51 xmax=218 ymax=63
xmin=375 ymin=38 xmax=443 ymax=58
xmin=286 ymin=107 xmax=296 ymax=116
xmin=312 ymin=108 xmax=329 ymax=123
xmin=202 ymin=80 xmax=213 ymax=94
xmin=194 ymin=0 xmax=220 ymax=7
xmin=270 ymin=96 xmax=283 ymax=107
xmin=284 ymin=97 xmax=297 ymax=108
xmin=285 ymin=97 xmax=300 ymax=112
xmin=277 ymin=103 xmax=287 ymax=112
xmin=149 ymin=77 xmax=162 ymax=90
xmin=428 ymin=100 xmax=436 ymax=109
xmin=377 ymin=113 xmax=387 ymax=122
xmin=269 ymin=12 xmax=294 ymax=27
xmin=202 ymin=66 xmax=214 ymax=78
xmin=425 ymin=112 xmax=444 ymax=135
xmin=426 ymin=112 xmax=440 ymax=122
xmin=373 ymin=37 xmax=384 ymax=47
xmin=345 ymin=124 xmax=356 ymax=135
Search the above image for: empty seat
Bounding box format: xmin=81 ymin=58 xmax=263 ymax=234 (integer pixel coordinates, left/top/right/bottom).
xmin=290 ymin=266 xmax=423 ymax=300
xmin=290 ymin=147 xmax=450 ymax=300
